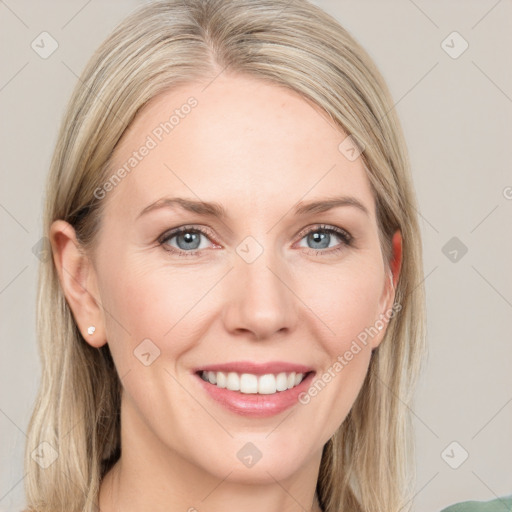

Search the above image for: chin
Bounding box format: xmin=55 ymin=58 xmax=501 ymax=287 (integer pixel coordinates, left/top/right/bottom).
xmin=191 ymin=435 xmax=319 ymax=484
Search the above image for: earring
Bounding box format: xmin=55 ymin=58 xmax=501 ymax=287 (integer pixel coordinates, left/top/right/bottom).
xmin=87 ymin=326 xmax=96 ymax=335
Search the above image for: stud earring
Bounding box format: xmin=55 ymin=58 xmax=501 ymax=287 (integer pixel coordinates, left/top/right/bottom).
xmin=87 ymin=326 xmax=96 ymax=335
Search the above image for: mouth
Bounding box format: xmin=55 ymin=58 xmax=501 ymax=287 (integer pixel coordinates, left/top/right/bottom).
xmin=192 ymin=361 xmax=316 ymax=417
xmin=197 ymin=369 xmax=312 ymax=395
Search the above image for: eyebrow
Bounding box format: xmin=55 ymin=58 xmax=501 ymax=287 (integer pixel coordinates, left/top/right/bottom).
xmin=137 ymin=195 xmax=369 ymax=219
xmin=294 ymin=196 xmax=369 ymax=217
xmin=137 ymin=197 xmax=227 ymax=219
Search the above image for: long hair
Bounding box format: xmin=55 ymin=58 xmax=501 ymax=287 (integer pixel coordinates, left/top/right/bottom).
xmin=24 ymin=1 xmax=426 ymax=510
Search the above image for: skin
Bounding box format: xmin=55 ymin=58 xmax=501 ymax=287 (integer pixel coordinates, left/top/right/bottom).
xmin=51 ymin=73 xmax=402 ymax=512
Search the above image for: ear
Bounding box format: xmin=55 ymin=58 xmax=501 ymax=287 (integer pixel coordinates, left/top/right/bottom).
xmin=371 ymin=230 xmax=402 ymax=350
xmin=389 ymin=230 xmax=402 ymax=290
xmin=49 ymin=220 xmax=107 ymax=348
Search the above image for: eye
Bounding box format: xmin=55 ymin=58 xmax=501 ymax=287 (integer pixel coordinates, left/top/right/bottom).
xmin=158 ymin=226 xmax=217 ymax=256
xmin=295 ymin=224 xmax=353 ymax=256
xmin=158 ymin=223 xmax=353 ymax=258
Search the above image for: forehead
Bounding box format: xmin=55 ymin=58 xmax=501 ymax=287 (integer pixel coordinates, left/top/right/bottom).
xmin=105 ymin=73 xmax=375 ymax=220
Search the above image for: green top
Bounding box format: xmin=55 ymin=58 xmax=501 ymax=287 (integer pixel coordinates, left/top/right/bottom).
xmin=440 ymin=495 xmax=512 ymax=512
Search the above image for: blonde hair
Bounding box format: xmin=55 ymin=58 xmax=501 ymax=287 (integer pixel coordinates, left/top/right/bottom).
xmin=24 ymin=1 xmax=426 ymax=511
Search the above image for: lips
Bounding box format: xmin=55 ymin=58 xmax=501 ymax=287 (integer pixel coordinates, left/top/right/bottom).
xmin=192 ymin=361 xmax=316 ymax=417
xmin=193 ymin=361 xmax=314 ymax=375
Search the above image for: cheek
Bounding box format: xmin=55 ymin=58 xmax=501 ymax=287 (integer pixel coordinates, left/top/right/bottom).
xmin=299 ymin=257 xmax=385 ymax=350
xmin=294 ymin=264 xmax=383 ymax=437
xmin=96 ymin=251 xmax=217 ymax=363
xmin=98 ymin=243 xmax=385 ymax=362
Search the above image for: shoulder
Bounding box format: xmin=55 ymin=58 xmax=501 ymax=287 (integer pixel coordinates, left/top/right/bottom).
xmin=440 ymin=495 xmax=512 ymax=512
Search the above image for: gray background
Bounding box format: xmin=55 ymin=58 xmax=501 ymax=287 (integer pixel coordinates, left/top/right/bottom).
xmin=1 ymin=1 xmax=511 ymax=511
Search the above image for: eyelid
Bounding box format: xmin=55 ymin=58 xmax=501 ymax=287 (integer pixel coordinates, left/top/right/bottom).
xmin=294 ymin=223 xmax=353 ymax=244
xmin=158 ymin=225 xmax=217 ymax=244
xmin=158 ymin=223 xmax=354 ymax=256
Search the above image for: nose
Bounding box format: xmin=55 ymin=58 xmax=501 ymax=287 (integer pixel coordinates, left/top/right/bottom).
xmin=222 ymin=249 xmax=298 ymax=341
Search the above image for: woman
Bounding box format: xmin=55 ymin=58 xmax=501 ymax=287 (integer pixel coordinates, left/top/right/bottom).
xmin=24 ymin=1 xmax=427 ymax=510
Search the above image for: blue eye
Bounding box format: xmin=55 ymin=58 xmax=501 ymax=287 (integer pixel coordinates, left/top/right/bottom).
xmin=158 ymin=224 xmax=353 ymax=257
xmin=296 ymin=225 xmax=353 ymax=255
xmin=159 ymin=226 xmax=214 ymax=256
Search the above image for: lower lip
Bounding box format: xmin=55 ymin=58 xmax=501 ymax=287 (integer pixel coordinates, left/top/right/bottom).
xmin=194 ymin=372 xmax=315 ymax=418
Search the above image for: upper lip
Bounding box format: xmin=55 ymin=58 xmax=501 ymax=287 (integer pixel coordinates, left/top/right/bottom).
xmin=194 ymin=361 xmax=315 ymax=376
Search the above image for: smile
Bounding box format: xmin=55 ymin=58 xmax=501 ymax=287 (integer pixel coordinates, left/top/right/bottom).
xmin=199 ymin=370 xmax=306 ymax=395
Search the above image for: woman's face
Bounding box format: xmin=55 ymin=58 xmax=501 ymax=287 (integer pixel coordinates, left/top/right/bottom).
xmin=71 ymin=74 xmax=398 ymax=483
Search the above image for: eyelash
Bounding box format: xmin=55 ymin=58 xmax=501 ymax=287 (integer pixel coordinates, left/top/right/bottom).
xmin=158 ymin=224 xmax=354 ymax=258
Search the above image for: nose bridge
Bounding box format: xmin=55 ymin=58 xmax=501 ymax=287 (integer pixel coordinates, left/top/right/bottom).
xmin=241 ymin=248 xmax=285 ymax=303
xmin=223 ymin=234 xmax=297 ymax=339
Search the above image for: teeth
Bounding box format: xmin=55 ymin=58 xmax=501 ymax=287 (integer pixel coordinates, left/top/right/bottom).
xmin=276 ymin=372 xmax=288 ymax=391
xmin=240 ymin=373 xmax=258 ymax=394
xmin=216 ymin=371 xmax=227 ymax=388
xmin=200 ymin=370 xmax=306 ymax=394
xmin=258 ymin=374 xmax=276 ymax=394
xmin=226 ymin=372 xmax=240 ymax=391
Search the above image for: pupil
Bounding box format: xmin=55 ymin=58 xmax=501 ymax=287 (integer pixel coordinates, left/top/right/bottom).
xmin=178 ymin=232 xmax=200 ymax=250
xmin=309 ymin=231 xmax=329 ymax=249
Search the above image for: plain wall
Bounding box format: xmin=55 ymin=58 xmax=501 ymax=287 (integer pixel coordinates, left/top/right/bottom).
xmin=1 ymin=1 xmax=510 ymax=511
